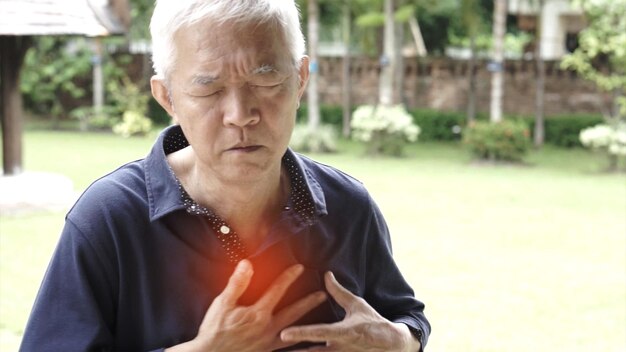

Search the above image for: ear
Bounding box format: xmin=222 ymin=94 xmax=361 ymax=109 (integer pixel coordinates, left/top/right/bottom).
xmin=296 ymin=56 xmax=310 ymax=101
xmin=150 ymin=76 xmax=177 ymax=123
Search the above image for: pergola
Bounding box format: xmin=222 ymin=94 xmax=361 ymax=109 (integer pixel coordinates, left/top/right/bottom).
xmin=0 ymin=0 xmax=129 ymax=175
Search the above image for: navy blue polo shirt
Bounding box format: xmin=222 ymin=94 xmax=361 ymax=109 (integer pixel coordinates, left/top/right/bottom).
xmin=20 ymin=125 xmax=430 ymax=351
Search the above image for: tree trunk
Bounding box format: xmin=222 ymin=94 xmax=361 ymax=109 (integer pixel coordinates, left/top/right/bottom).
xmin=490 ymin=0 xmax=507 ymax=123
xmin=379 ymin=0 xmax=396 ymax=106
xmin=88 ymin=37 xmax=105 ymax=132
xmin=307 ymin=0 xmax=320 ymax=131
xmin=534 ymin=0 xmax=546 ymax=147
xmin=394 ymin=6 xmax=405 ymax=106
xmin=1 ymin=36 xmax=31 ymax=175
xmin=467 ymin=33 xmax=477 ymax=123
xmin=341 ymin=1 xmax=352 ymax=138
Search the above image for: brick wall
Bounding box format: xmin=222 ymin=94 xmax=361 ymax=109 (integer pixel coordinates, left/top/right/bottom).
xmin=314 ymin=56 xmax=610 ymax=116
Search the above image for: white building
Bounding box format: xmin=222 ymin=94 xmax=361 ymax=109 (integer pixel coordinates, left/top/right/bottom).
xmin=509 ymin=0 xmax=586 ymax=60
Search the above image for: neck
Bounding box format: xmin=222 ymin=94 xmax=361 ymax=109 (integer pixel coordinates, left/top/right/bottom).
xmin=168 ymin=147 xmax=289 ymax=250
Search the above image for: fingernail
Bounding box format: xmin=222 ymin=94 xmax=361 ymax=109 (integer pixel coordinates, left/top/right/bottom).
xmin=236 ymin=259 xmax=251 ymax=274
xmin=315 ymin=291 xmax=327 ymax=301
xmin=280 ymin=330 xmax=293 ymax=341
xmin=293 ymin=264 xmax=304 ymax=274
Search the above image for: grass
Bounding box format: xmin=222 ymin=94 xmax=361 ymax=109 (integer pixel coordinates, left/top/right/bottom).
xmin=1 ymin=130 xmax=625 ymax=351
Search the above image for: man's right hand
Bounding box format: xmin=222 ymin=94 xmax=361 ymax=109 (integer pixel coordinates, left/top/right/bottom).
xmin=166 ymin=259 xmax=327 ymax=352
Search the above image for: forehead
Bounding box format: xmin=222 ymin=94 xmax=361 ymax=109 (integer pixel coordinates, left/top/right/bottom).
xmin=172 ymin=19 xmax=293 ymax=76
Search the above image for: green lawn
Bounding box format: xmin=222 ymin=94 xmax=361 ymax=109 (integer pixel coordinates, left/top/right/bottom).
xmin=1 ymin=130 xmax=625 ymax=351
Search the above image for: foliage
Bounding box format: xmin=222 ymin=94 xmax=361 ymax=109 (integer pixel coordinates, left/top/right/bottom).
xmin=463 ymin=120 xmax=531 ymax=162
xmin=579 ymin=122 xmax=626 ymax=171
xmin=107 ymin=76 xmax=150 ymax=117
xmin=113 ymin=111 xmax=153 ymax=137
xmin=351 ymin=105 xmax=420 ymax=156
xmin=148 ymin=98 xmax=173 ymax=126
xmin=289 ymin=124 xmax=338 ymax=153
xmin=525 ymin=113 xmax=604 ymax=148
xmin=297 ymin=104 xmax=345 ymax=126
xmin=414 ymin=111 xmax=604 ymax=147
xmin=409 ymin=109 xmax=473 ymax=141
xmin=128 ymin=0 xmax=155 ymax=40
xmin=580 ymin=123 xmax=626 ymax=156
xmin=300 ymin=104 xmax=605 ymax=148
xmin=70 ymin=105 xmax=119 ymax=130
xmin=108 ymin=76 xmax=153 ymax=137
xmin=561 ymin=0 xmax=626 ymax=119
xmin=20 ymin=37 xmax=93 ymax=118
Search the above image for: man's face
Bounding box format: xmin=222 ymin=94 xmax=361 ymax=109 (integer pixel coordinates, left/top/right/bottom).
xmin=152 ymin=20 xmax=309 ymax=184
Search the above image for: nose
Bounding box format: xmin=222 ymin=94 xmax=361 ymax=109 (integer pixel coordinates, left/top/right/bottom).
xmin=222 ymin=87 xmax=260 ymax=128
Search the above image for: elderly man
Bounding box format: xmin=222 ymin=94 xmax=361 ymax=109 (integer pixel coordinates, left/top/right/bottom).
xmin=20 ymin=1 xmax=430 ymax=351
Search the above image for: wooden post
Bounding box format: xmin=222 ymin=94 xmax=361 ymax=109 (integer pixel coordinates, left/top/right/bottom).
xmin=1 ymin=36 xmax=31 ymax=175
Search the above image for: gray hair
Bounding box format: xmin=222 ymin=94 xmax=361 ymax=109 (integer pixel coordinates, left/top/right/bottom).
xmin=150 ymin=0 xmax=305 ymax=80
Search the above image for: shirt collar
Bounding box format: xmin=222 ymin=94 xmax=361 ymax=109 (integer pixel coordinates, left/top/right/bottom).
xmin=145 ymin=125 xmax=328 ymax=222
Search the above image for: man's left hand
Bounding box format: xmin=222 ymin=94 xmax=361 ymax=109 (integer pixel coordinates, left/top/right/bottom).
xmin=280 ymin=272 xmax=421 ymax=352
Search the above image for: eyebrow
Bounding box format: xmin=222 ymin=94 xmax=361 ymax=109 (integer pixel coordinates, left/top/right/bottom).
xmin=191 ymin=65 xmax=281 ymax=86
xmin=191 ymin=74 xmax=218 ymax=85
xmin=252 ymin=64 xmax=278 ymax=75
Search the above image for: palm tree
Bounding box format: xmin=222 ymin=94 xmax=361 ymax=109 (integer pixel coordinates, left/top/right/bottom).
xmin=307 ymin=0 xmax=321 ymax=131
xmin=341 ymin=0 xmax=352 ymax=137
xmin=379 ymin=0 xmax=396 ymax=106
xmin=533 ymin=0 xmax=546 ymax=147
xmin=490 ymin=0 xmax=507 ymax=123
xmin=460 ymin=0 xmax=481 ymax=123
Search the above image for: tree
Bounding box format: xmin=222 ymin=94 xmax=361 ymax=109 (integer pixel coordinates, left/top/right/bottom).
xmin=533 ymin=0 xmax=546 ymax=147
xmin=489 ymin=0 xmax=507 ymax=123
xmin=379 ymin=0 xmax=396 ymax=106
xmin=561 ymin=0 xmax=626 ymax=171
xmin=307 ymin=0 xmax=321 ymax=131
xmin=459 ymin=0 xmax=484 ymax=123
xmin=561 ymin=0 xmax=626 ymax=120
xmin=341 ymin=0 xmax=352 ymax=137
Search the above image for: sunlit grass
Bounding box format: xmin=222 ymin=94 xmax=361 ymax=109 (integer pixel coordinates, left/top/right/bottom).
xmin=1 ymin=130 xmax=624 ymax=351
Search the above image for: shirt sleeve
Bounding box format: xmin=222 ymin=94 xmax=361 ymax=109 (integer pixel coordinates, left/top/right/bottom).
xmin=20 ymin=219 xmax=117 ymax=352
xmin=362 ymin=196 xmax=431 ymax=350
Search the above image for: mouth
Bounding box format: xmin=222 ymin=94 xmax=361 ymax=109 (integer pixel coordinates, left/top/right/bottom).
xmin=226 ymin=145 xmax=263 ymax=153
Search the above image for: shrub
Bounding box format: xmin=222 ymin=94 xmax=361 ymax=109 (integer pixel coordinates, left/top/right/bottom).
xmin=296 ymin=105 xmax=345 ymax=126
xmin=579 ymin=122 xmax=626 ymax=171
xmin=525 ymin=114 xmax=605 ymax=147
xmin=148 ymin=97 xmax=172 ymax=126
xmin=298 ymin=105 xmax=603 ymax=148
xmin=463 ymin=120 xmax=531 ymax=162
xmin=289 ymin=124 xmax=338 ymax=153
xmin=351 ymin=105 xmax=420 ymax=156
xmin=408 ymin=109 xmax=475 ymax=141
xmin=113 ymin=111 xmax=153 ymax=137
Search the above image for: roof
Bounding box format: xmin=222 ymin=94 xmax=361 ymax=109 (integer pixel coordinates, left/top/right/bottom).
xmin=0 ymin=0 xmax=128 ymax=37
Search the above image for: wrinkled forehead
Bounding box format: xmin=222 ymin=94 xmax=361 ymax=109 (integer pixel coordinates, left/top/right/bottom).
xmin=171 ymin=18 xmax=295 ymax=76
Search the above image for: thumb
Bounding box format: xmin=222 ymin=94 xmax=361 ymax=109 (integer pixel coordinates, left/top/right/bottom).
xmin=324 ymin=272 xmax=360 ymax=312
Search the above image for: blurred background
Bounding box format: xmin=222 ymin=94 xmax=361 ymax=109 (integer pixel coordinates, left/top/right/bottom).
xmin=1 ymin=0 xmax=625 ymax=351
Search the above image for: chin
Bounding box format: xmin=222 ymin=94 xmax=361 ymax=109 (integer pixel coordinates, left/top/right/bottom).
xmin=220 ymin=164 xmax=272 ymax=184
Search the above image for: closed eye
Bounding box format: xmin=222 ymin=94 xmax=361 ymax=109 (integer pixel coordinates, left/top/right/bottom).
xmin=251 ymin=83 xmax=281 ymax=89
xmin=188 ymin=89 xmax=222 ymax=98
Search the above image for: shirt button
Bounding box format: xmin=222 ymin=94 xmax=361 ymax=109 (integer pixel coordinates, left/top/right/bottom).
xmin=220 ymin=225 xmax=230 ymax=234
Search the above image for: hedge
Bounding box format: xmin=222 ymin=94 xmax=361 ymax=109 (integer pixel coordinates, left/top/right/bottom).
xmin=296 ymin=105 xmax=603 ymax=148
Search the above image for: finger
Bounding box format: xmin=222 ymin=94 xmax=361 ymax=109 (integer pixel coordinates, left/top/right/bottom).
xmin=273 ymin=291 xmax=327 ymax=329
xmin=324 ymin=272 xmax=360 ymax=311
xmin=281 ymin=323 xmax=343 ymax=343
xmin=219 ymin=259 xmax=254 ymax=306
xmin=255 ymin=264 xmax=304 ymax=311
xmin=290 ymin=347 xmax=333 ymax=352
